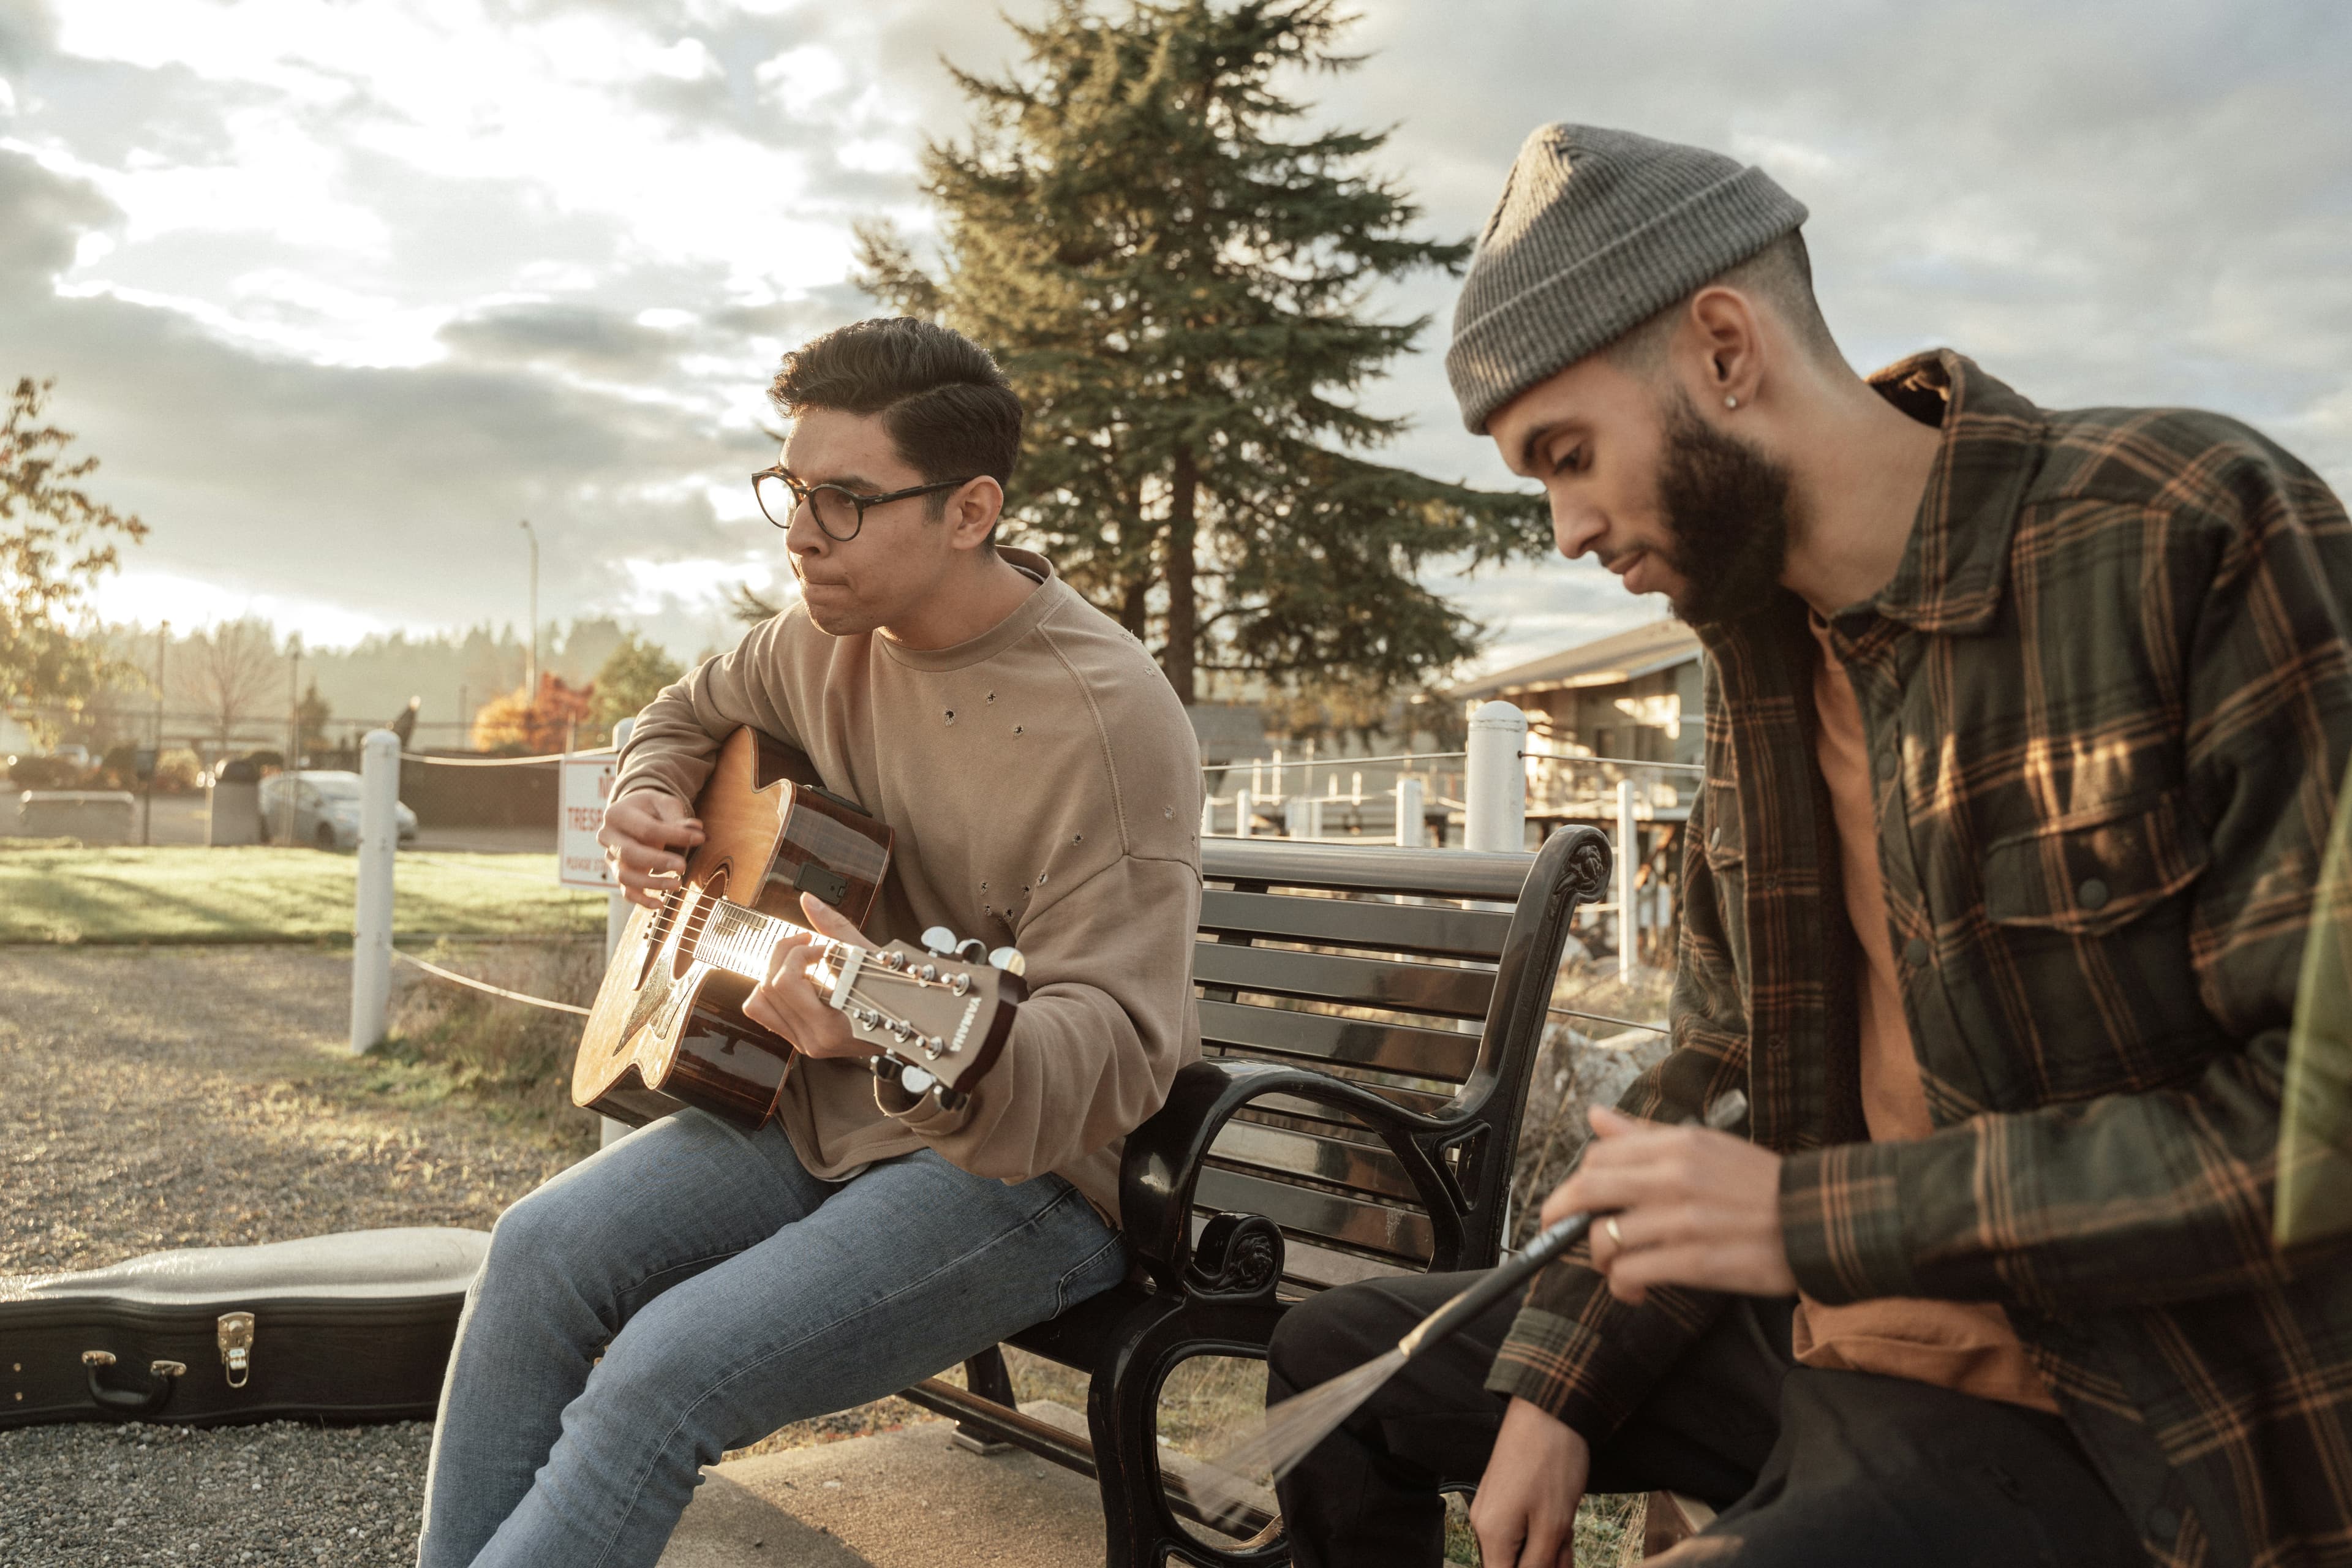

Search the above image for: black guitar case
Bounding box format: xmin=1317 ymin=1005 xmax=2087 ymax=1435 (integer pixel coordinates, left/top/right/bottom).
xmin=1 ymin=1227 xmax=488 ymax=1428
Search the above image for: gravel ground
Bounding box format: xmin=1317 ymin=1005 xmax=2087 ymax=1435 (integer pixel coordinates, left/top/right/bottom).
xmin=0 ymin=1419 xmax=432 ymax=1567
xmin=0 ymin=945 xmax=951 ymax=1567
xmin=1 ymin=944 xmax=581 ymax=1567
xmin=0 ymin=945 xmax=587 ymax=1276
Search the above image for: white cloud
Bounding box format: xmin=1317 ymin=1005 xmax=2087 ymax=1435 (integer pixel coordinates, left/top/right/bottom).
xmin=4 ymin=0 xmax=2347 ymax=683
xmin=756 ymin=43 xmax=848 ymax=109
xmin=91 ymin=569 xmax=397 ymax=649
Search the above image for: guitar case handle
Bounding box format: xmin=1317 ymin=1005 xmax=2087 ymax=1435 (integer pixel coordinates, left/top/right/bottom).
xmin=81 ymin=1350 xmax=185 ymax=1416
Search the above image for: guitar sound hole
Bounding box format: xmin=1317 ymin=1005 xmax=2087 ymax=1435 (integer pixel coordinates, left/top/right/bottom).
xmin=673 ymin=865 xmax=731 ymax=981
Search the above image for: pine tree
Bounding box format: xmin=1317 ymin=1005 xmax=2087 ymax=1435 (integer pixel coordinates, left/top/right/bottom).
xmin=590 ymin=631 xmax=684 ymax=740
xmin=857 ymin=0 xmax=1547 ymax=705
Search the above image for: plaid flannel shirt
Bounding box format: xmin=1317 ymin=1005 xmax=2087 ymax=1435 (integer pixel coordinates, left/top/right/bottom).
xmin=1487 ymin=351 xmax=2352 ymax=1567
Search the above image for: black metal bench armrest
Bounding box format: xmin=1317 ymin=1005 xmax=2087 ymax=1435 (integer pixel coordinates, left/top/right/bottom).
xmin=1119 ymin=1057 xmax=1459 ymax=1293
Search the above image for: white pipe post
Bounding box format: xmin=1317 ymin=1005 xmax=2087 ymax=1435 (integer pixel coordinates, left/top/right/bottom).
xmin=1395 ymin=777 xmax=1425 ymax=848
xmin=1616 ymin=778 xmax=1638 ymax=982
xmin=1464 ymin=701 xmax=1528 ymax=853
xmin=1200 ymin=794 xmax=1217 ymax=838
xmin=1234 ymin=788 xmax=1253 ymax=839
xmin=600 ymin=719 xmax=635 ymax=1149
xmin=604 ymin=719 xmax=635 ymax=962
xmin=349 ymin=728 xmax=399 ymax=1052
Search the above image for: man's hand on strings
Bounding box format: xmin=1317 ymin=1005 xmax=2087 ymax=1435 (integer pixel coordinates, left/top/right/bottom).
xmin=742 ymin=893 xmax=881 ymax=1059
xmin=598 ymin=790 xmax=704 ymax=910
xmin=1550 ymin=1105 xmax=1798 ymax=1304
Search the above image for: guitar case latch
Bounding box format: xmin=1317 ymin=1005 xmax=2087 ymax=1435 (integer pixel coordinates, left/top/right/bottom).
xmin=217 ymin=1311 xmax=255 ymax=1389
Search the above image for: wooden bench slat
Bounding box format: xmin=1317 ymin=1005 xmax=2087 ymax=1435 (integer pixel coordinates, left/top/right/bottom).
xmin=1277 ymin=1238 xmax=1418 ymax=1294
xmin=1202 ymin=839 xmax=1535 ymax=902
xmin=1231 ymin=1085 xmax=1456 ymax=1128
xmin=1197 ymin=998 xmax=1479 ymax=1082
xmin=1208 ymin=1119 xmax=1419 ymax=1202
xmin=1195 ymin=1166 xmax=1434 ymax=1264
xmin=1192 ymin=943 xmax=1493 ymax=1020
xmin=1196 ymin=889 xmax=1513 ymax=962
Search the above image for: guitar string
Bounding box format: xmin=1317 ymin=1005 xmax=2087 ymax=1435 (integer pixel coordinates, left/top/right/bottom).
xmin=694 ymin=902 xmax=925 ymax=1040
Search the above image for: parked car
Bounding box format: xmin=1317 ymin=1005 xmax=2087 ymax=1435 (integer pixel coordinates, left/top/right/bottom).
xmin=257 ymin=771 xmax=418 ymax=851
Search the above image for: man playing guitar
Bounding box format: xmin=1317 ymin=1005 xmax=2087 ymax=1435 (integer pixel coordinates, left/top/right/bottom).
xmin=415 ymin=317 xmax=1205 ymax=1567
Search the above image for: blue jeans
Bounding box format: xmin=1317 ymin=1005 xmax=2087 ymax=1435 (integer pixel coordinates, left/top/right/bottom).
xmin=415 ymin=1108 xmax=1128 ymax=1568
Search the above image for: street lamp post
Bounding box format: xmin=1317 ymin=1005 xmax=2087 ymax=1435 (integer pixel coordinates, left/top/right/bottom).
xmin=285 ymin=634 xmax=303 ymax=843
xmin=143 ymin=620 xmax=167 ymax=847
xmin=519 ymin=519 xmax=540 ymax=696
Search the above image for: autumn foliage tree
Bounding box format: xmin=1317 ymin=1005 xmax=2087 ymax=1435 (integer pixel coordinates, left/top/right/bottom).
xmin=470 ymin=673 xmax=595 ymax=754
xmin=1 ymin=377 xmax=148 ymax=742
xmin=857 ymin=0 xmax=1548 ymax=706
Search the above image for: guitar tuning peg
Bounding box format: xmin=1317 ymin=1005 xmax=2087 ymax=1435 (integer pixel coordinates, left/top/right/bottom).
xmin=987 ymin=946 xmax=1026 ymax=978
xmin=921 ymin=925 xmax=957 ymax=957
xmin=956 ymin=938 xmax=987 ymax=964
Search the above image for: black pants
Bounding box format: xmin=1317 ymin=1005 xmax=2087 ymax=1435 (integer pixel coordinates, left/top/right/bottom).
xmin=1266 ymin=1273 xmax=2147 ymax=1567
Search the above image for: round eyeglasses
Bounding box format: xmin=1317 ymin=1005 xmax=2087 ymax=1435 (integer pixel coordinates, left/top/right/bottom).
xmin=752 ymin=466 xmax=981 ymax=543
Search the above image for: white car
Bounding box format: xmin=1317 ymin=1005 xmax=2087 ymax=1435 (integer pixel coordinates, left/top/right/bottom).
xmin=258 ymin=771 xmax=419 ymax=851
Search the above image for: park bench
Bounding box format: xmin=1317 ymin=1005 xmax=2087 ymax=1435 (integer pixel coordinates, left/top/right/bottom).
xmin=899 ymin=826 xmax=1611 ymax=1567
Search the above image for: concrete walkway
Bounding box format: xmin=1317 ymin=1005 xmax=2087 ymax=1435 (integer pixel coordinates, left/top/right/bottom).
xmin=659 ymin=1405 xmax=1106 ymax=1568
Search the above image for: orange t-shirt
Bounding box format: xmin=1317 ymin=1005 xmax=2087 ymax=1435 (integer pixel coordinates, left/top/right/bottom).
xmin=1792 ymin=614 xmax=2059 ymax=1414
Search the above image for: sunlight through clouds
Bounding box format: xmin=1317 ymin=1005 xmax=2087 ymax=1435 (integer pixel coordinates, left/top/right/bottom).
xmin=1 ymin=0 xmax=2345 ymax=682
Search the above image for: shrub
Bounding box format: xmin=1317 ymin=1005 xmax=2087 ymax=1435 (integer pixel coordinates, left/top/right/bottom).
xmin=379 ymin=938 xmax=605 ymax=1148
xmin=8 ymin=756 xmax=84 ymax=790
xmin=154 ymin=748 xmax=203 ymax=794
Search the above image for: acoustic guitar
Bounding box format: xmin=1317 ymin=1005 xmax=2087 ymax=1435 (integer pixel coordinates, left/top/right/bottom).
xmin=571 ymin=726 xmax=1023 ymax=1131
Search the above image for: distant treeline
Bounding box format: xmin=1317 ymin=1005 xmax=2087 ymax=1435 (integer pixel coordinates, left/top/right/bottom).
xmin=48 ymin=616 xmax=680 ymax=755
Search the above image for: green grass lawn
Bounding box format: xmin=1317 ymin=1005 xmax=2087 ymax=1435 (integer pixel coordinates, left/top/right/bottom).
xmin=0 ymin=843 xmax=607 ymax=944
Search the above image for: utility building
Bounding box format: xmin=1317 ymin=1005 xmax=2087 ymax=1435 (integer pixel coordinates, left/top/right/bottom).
xmin=1448 ymin=619 xmax=1703 ymax=767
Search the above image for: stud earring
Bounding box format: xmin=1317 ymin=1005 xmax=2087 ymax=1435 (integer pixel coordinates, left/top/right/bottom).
xmin=1724 ymin=395 xmax=1739 ymax=410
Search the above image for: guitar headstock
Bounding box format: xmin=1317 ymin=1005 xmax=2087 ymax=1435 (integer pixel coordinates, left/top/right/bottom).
xmin=820 ymin=931 xmax=1024 ymax=1109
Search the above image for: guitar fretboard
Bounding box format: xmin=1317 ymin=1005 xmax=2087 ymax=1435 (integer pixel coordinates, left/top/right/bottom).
xmin=688 ymin=898 xmax=835 ymax=982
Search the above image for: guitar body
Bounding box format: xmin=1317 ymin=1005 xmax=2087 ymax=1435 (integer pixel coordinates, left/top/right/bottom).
xmin=572 ymin=728 xmax=893 ymax=1130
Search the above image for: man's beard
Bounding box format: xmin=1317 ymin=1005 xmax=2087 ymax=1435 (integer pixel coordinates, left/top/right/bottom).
xmin=1653 ymin=390 xmax=1795 ymax=626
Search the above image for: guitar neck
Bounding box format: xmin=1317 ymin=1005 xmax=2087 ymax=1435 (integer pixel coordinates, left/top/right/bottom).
xmin=693 ymin=899 xmax=837 ymax=982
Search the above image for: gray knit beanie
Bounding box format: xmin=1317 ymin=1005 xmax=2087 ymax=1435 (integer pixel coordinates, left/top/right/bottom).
xmin=1447 ymin=124 xmax=1809 ymax=433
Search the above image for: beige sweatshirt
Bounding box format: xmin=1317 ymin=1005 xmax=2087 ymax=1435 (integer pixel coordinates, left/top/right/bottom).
xmin=609 ymin=549 xmax=1204 ymax=1226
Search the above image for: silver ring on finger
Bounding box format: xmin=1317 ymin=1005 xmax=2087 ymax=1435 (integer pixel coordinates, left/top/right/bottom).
xmin=1605 ymin=1215 xmax=1624 ymax=1248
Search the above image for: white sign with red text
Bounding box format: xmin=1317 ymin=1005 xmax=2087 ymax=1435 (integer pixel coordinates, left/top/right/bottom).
xmin=558 ymin=754 xmax=619 ymax=890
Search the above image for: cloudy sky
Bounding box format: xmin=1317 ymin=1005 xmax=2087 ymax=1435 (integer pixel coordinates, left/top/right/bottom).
xmin=2 ymin=0 xmax=2346 ymax=679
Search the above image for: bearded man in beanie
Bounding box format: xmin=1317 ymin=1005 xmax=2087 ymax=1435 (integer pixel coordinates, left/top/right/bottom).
xmin=1264 ymin=124 xmax=2352 ymax=1567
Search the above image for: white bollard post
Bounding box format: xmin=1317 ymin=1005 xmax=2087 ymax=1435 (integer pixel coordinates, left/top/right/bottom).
xmin=1234 ymin=788 xmax=1253 ymax=839
xmin=1200 ymin=794 xmax=1217 ymax=839
xmin=1464 ymin=701 xmax=1528 ymax=853
xmin=349 ymin=728 xmax=400 ymax=1052
xmin=604 ymin=719 xmax=635 ymax=962
xmin=1617 ymin=778 xmax=1639 ymax=982
xmin=1395 ymin=777 xmax=1425 ymax=848
xmin=601 ymin=719 xmax=635 ymax=1149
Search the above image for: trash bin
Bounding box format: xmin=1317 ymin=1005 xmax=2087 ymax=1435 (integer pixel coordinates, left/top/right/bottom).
xmin=19 ymin=790 xmax=137 ymax=843
xmin=208 ymin=760 xmax=261 ymax=846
